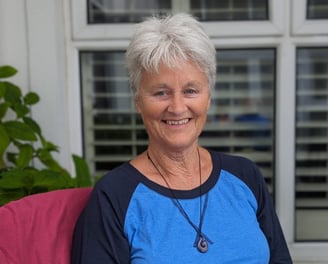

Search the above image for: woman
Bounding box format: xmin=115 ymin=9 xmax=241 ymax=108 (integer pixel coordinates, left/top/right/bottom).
xmin=71 ymin=13 xmax=292 ymax=263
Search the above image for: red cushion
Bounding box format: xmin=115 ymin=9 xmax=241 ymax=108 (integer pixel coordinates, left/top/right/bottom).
xmin=0 ymin=188 xmax=92 ymax=264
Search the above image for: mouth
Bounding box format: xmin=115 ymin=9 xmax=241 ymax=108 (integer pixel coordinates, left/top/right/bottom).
xmin=164 ymin=118 xmax=190 ymax=125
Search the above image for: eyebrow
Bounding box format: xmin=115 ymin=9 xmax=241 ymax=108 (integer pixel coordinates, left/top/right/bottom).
xmin=151 ymin=81 xmax=204 ymax=89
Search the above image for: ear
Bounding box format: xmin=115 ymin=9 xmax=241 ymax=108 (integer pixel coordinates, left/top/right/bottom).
xmin=206 ymin=95 xmax=211 ymax=111
xmin=135 ymin=97 xmax=142 ymax=114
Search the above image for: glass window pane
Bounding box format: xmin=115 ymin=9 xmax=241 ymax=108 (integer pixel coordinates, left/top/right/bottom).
xmin=190 ymin=0 xmax=268 ymax=21
xmin=204 ymin=49 xmax=275 ymax=192
xmin=87 ymin=0 xmax=171 ymax=23
xmin=295 ymin=47 xmax=328 ymax=241
xmin=307 ymin=0 xmax=328 ymax=19
xmin=80 ymin=49 xmax=276 ymax=195
xmin=87 ymin=0 xmax=269 ymax=24
xmin=80 ymin=51 xmax=144 ymax=175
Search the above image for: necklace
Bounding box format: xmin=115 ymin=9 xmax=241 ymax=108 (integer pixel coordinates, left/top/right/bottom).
xmin=146 ymin=148 xmax=212 ymax=253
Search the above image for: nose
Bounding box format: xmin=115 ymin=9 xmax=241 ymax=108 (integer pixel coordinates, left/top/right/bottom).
xmin=167 ymin=93 xmax=187 ymax=114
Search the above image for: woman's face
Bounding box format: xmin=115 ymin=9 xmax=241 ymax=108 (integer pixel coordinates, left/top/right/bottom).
xmin=135 ymin=59 xmax=211 ymax=151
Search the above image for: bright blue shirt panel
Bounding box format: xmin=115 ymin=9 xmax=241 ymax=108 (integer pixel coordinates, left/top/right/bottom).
xmin=124 ymin=169 xmax=270 ymax=263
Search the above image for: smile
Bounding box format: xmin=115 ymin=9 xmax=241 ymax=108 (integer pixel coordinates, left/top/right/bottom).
xmin=165 ymin=119 xmax=190 ymax=125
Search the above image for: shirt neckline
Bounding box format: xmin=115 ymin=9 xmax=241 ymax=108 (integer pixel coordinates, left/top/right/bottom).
xmin=127 ymin=149 xmax=221 ymax=199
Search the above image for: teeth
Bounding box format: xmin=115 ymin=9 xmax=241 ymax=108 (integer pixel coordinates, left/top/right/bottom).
xmin=166 ymin=119 xmax=189 ymax=125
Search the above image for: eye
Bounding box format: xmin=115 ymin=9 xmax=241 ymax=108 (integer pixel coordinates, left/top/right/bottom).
xmin=184 ymin=88 xmax=198 ymax=95
xmin=186 ymin=89 xmax=196 ymax=93
xmin=154 ymin=90 xmax=167 ymax=97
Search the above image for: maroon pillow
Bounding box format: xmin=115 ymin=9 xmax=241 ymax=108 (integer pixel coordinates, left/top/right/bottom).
xmin=0 ymin=187 xmax=92 ymax=264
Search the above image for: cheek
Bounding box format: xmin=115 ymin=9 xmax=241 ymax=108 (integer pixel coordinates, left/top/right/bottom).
xmin=135 ymin=99 xmax=152 ymax=115
xmin=200 ymin=97 xmax=211 ymax=114
xmin=136 ymin=100 xmax=161 ymax=121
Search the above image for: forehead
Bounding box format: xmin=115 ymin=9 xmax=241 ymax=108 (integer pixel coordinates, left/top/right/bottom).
xmin=141 ymin=59 xmax=206 ymax=83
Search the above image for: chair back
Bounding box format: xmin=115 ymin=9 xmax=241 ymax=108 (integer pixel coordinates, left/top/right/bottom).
xmin=0 ymin=187 xmax=92 ymax=264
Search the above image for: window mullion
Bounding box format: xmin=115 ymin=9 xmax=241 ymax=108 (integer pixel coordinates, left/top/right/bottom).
xmin=275 ymin=40 xmax=296 ymax=244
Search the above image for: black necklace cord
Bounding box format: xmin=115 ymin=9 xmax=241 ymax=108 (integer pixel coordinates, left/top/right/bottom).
xmin=146 ymin=148 xmax=213 ymax=252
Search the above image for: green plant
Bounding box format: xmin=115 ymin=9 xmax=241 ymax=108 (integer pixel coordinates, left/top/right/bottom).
xmin=0 ymin=65 xmax=92 ymax=205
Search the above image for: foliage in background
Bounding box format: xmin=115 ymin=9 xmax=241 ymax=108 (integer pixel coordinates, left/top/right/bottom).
xmin=0 ymin=65 xmax=92 ymax=205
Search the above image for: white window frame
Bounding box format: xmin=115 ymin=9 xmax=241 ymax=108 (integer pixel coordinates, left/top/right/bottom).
xmin=71 ymin=0 xmax=285 ymax=40
xmin=292 ymin=0 xmax=328 ymax=36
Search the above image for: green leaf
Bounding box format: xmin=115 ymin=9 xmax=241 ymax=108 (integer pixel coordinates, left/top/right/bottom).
xmin=24 ymin=92 xmax=40 ymax=105
xmin=23 ymin=116 xmax=42 ymax=135
xmin=16 ymin=144 xmax=34 ymax=168
xmin=0 ymin=189 xmax=26 ymax=206
xmin=4 ymin=121 xmax=38 ymax=141
xmin=73 ymin=154 xmax=92 ymax=187
xmin=32 ymin=169 xmax=69 ymax=190
xmin=0 ymin=168 xmax=37 ymax=195
xmin=0 ymin=124 xmax=10 ymax=158
xmin=0 ymin=82 xmax=5 ymax=98
xmin=44 ymin=141 xmax=59 ymax=152
xmin=0 ymin=66 xmax=17 ymax=78
xmin=39 ymin=137 xmax=59 ymax=152
xmin=0 ymin=169 xmax=26 ymax=189
xmin=0 ymin=102 xmax=10 ymax=119
xmin=3 ymin=82 xmax=21 ymax=104
xmin=37 ymin=148 xmax=63 ymax=171
xmin=12 ymin=102 xmax=30 ymax=118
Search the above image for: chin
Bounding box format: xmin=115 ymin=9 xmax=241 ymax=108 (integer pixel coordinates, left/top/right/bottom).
xmin=163 ymin=139 xmax=197 ymax=151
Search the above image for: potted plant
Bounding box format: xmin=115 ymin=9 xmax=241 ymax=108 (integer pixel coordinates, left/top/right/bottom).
xmin=0 ymin=65 xmax=92 ymax=205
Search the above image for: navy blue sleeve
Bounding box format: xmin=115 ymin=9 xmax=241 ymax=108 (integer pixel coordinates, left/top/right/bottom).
xmin=217 ymin=152 xmax=292 ymax=263
xmin=71 ymin=164 xmax=137 ymax=264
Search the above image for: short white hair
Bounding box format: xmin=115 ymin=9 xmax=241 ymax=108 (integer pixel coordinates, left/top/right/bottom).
xmin=126 ymin=13 xmax=216 ymax=98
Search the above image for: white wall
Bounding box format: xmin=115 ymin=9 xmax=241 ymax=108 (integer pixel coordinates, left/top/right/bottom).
xmin=0 ymin=0 xmax=29 ymax=89
xmin=0 ymin=0 xmax=75 ymax=171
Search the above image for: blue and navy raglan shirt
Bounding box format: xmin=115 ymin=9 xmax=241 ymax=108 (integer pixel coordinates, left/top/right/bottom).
xmin=71 ymin=150 xmax=292 ymax=263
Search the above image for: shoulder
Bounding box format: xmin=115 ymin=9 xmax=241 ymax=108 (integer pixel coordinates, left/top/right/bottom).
xmin=210 ymin=150 xmax=260 ymax=177
xmin=91 ymin=162 xmax=141 ymax=206
xmin=209 ymin=150 xmax=267 ymax=199
xmin=95 ymin=162 xmax=138 ymax=189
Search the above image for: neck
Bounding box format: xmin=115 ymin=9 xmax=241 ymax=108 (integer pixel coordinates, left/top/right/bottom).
xmin=146 ymin=146 xmax=203 ymax=190
xmin=147 ymin=145 xmax=200 ymax=174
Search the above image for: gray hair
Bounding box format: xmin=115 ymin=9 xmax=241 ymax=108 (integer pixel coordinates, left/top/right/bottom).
xmin=125 ymin=13 xmax=216 ymax=98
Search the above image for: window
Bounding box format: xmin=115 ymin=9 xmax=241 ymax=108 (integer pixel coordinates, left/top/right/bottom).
xmin=87 ymin=0 xmax=268 ymax=23
xmin=295 ymin=47 xmax=328 ymax=241
xmin=292 ymin=0 xmax=328 ymax=35
xmin=87 ymin=0 xmax=171 ymax=24
xmin=207 ymin=49 xmax=275 ymax=190
xmin=190 ymin=0 xmax=268 ymax=21
xmin=80 ymin=51 xmax=135 ymax=176
xmin=307 ymin=0 xmax=328 ymax=19
xmin=72 ymin=0 xmax=284 ymax=39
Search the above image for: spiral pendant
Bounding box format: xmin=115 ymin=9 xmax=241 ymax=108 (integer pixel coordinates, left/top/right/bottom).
xmin=197 ymin=236 xmax=208 ymax=253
